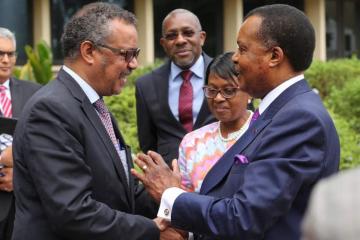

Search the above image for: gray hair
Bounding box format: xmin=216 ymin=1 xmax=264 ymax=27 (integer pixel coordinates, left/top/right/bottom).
xmin=162 ymin=9 xmax=202 ymax=36
xmin=61 ymin=2 xmax=137 ymax=59
xmin=0 ymin=27 xmax=16 ymax=49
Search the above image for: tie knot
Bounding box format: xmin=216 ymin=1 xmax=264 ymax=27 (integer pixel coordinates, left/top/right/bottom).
xmin=0 ymin=85 xmax=7 ymax=92
xmin=181 ymin=70 xmax=193 ymax=82
xmin=93 ymin=98 xmax=108 ymax=115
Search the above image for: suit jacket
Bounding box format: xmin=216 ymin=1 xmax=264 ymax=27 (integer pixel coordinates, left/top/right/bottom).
xmin=135 ymin=53 xmax=216 ymax=164
xmin=12 ymin=69 xmax=159 ymax=240
xmin=171 ymin=80 xmax=340 ymax=240
xmin=0 ymin=78 xmax=41 ymax=239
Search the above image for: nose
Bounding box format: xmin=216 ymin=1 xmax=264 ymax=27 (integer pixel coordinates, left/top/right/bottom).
xmin=1 ymin=54 xmax=10 ymax=62
xmin=127 ymin=56 xmax=138 ymax=70
xmin=174 ymin=33 xmax=187 ymax=45
xmin=231 ymin=51 xmax=238 ymax=63
xmin=213 ymin=91 xmax=225 ymax=101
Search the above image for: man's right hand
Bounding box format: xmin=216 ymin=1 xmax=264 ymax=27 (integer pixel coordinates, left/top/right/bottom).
xmin=0 ymin=146 xmax=14 ymax=192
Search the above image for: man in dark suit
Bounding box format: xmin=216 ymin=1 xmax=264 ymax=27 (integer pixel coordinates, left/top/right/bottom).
xmin=0 ymin=27 xmax=41 ymax=240
xmin=132 ymin=4 xmax=340 ymax=240
xmin=136 ymin=9 xmax=215 ymax=165
xmin=12 ymin=3 xmax=160 ymax=240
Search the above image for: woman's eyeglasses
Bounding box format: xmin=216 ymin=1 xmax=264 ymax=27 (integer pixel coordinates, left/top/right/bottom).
xmin=203 ymin=86 xmax=240 ymax=99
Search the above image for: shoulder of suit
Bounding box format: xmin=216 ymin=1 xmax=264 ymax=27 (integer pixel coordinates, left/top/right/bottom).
xmin=11 ymin=77 xmax=42 ymax=89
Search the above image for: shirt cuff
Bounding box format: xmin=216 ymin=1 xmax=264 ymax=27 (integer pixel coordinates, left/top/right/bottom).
xmin=157 ymin=187 xmax=186 ymax=221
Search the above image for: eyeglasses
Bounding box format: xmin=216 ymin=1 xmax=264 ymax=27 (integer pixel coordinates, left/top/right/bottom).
xmin=0 ymin=51 xmax=17 ymax=60
xmin=96 ymin=44 xmax=140 ymax=63
xmin=203 ymin=86 xmax=240 ymax=99
xmin=163 ymin=29 xmax=199 ymax=41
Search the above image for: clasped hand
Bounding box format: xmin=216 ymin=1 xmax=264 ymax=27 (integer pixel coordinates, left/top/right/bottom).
xmin=131 ymin=150 xmax=182 ymax=203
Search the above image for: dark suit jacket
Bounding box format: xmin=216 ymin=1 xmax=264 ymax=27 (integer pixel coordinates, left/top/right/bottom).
xmin=12 ymin=69 xmax=159 ymax=240
xmin=136 ymin=53 xmax=216 ymax=164
xmin=0 ymin=77 xmax=41 ymax=239
xmin=171 ymin=80 xmax=340 ymax=240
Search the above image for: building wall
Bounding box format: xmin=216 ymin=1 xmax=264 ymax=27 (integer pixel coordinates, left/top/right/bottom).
xmin=29 ymin=0 xmax=355 ymax=65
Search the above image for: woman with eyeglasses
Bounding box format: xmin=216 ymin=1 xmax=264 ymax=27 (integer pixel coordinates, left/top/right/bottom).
xmin=178 ymin=52 xmax=253 ymax=192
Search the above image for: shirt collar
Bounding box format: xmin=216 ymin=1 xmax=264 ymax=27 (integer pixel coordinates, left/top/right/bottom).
xmin=62 ymin=65 xmax=100 ymax=104
xmin=0 ymin=79 xmax=10 ymax=89
xmin=259 ymin=74 xmax=304 ymax=114
xmin=170 ymin=54 xmax=204 ymax=82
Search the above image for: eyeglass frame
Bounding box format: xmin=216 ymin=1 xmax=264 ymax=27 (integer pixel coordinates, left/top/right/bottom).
xmin=0 ymin=50 xmax=17 ymax=60
xmin=96 ymin=43 xmax=140 ymax=63
xmin=162 ymin=29 xmax=202 ymax=41
xmin=202 ymin=86 xmax=241 ymax=99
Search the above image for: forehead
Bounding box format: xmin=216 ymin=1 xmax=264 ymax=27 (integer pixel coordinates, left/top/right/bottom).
xmin=237 ymin=15 xmax=263 ymax=44
xmin=107 ymin=18 xmax=138 ymax=48
xmin=163 ymin=13 xmax=200 ymax=32
xmin=0 ymin=37 xmax=15 ymax=51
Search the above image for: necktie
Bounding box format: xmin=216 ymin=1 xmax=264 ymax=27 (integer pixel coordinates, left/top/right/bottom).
xmin=249 ymin=109 xmax=260 ymax=127
xmin=179 ymin=70 xmax=193 ymax=132
xmin=0 ymin=85 xmax=12 ymax=118
xmin=93 ymin=98 xmax=129 ymax=183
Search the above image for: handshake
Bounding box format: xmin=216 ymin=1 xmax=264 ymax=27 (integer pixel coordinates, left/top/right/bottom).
xmin=130 ymin=151 xmax=188 ymax=240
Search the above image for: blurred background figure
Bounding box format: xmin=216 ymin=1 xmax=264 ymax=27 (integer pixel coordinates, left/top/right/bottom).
xmin=0 ymin=27 xmax=41 ymax=240
xmin=302 ymin=167 xmax=360 ymax=240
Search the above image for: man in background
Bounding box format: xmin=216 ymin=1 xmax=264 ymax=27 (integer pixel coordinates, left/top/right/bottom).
xmin=12 ymin=3 xmax=160 ymax=239
xmin=0 ymin=27 xmax=41 ymax=240
xmin=136 ymin=9 xmax=215 ymax=165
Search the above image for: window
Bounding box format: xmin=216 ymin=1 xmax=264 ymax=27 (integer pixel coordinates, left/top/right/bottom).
xmin=0 ymin=0 xmax=33 ymax=64
xmin=50 ymin=0 xmax=134 ymax=64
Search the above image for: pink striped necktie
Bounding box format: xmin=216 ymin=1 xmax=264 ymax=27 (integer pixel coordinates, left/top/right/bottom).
xmin=0 ymin=85 xmax=12 ymax=118
xmin=179 ymin=70 xmax=193 ymax=132
xmin=93 ymin=98 xmax=129 ymax=183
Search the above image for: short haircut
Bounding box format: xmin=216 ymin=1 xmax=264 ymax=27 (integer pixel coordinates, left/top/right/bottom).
xmin=245 ymin=4 xmax=315 ymax=72
xmin=161 ymin=9 xmax=202 ymax=36
xmin=205 ymin=52 xmax=238 ymax=85
xmin=0 ymin=27 xmax=16 ymax=49
xmin=61 ymin=2 xmax=137 ymax=59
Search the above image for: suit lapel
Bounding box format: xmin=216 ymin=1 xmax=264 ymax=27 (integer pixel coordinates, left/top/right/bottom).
xmin=200 ymin=79 xmax=312 ymax=194
xmin=154 ymin=62 xmax=185 ymax=131
xmin=58 ymin=69 xmax=131 ymax=202
xmin=9 ymin=78 xmax=24 ymax=117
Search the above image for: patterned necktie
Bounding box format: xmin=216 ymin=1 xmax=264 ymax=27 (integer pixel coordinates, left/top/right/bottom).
xmin=249 ymin=109 xmax=260 ymax=127
xmin=93 ymin=98 xmax=129 ymax=183
xmin=179 ymin=70 xmax=193 ymax=132
xmin=0 ymin=85 xmax=12 ymax=118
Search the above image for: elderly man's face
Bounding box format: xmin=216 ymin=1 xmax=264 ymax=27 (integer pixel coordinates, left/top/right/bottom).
xmin=93 ymin=18 xmax=139 ymax=96
xmin=0 ymin=37 xmax=16 ymax=84
xmin=232 ymin=15 xmax=273 ymax=99
xmin=160 ymin=13 xmax=206 ymax=69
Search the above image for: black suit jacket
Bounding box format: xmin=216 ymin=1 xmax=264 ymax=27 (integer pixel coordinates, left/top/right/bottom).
xmin=12 ymin=69 xmax=159 ymax=240
xmin=135 ymin=53 xmax=216 ymax=164
xmin=0 ymin=78 xmax=41 ymax=239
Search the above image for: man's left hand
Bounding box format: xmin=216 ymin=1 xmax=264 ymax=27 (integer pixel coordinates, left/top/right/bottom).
xmin=131 ymin=151 xmax=182 ymax=202
xmin=0 ymin=146 xmax=14 ymax=192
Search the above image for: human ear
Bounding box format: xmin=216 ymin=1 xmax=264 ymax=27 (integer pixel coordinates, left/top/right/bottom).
xmin=80 ymin=41 xmax=96 ymax=65
xmin=269 ymin=46 xmax=283 ymax=67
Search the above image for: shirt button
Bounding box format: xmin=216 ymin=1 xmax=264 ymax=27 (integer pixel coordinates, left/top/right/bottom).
xmin=164 ymin=209 xmax=170 ymax=216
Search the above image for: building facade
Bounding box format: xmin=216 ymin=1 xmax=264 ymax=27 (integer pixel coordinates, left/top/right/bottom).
xmin=0 ymin=0 xmax=359 ymax=65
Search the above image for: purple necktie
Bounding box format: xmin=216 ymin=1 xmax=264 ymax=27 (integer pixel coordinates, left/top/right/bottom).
xmin=94 ymin=98 xmax=129 ymax=183
xmin=249 ymin=109 xmax=260 ymax=127
xmin=179 ymin=70 xmax=193 ymax=132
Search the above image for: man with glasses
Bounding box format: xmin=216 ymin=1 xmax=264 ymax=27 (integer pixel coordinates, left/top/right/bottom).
xmin=11 ymin=3 xmax=161 ymax=240
xmin=135 ymin=9 xmax=216 ymax=165
xmin=0 ymin=27 xmax=41 ymax=240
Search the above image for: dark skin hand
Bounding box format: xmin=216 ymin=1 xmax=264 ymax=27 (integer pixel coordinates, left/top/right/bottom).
xmin=131 ymin=151 xmax=182 ymax=203
xmin=160 ymin=227 xmax=188 ymax=240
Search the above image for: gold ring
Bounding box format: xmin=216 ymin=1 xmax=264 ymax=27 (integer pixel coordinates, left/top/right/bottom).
xmin=142 ymin=165 xmax=148 ymax=171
